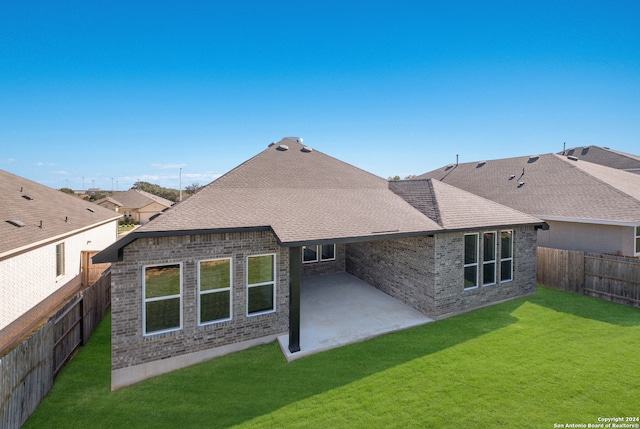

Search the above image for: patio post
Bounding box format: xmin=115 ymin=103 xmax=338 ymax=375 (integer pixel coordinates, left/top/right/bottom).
xmin=288 ymin=246 xmax=301 ymax=353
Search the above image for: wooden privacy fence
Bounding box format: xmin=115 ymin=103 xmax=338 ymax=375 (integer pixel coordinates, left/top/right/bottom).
xmin=536 ymin=247 xmax=640 ymax=308
xmin=0 ymin=269 xmax=111 ymax=429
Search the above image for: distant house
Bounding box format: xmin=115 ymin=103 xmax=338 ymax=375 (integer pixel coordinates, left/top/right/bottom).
xmin=95 ymin=138 xmax=543 ymax=389
xmin=418 ymin=153 xmax=640 ymax=256
xmin=561 ymin=145 xmax=640 ymax=174
xmin=0 ymin=170 xmax=121 ymax=331
xmin=98 ymin=189 xmax=173 ymax=224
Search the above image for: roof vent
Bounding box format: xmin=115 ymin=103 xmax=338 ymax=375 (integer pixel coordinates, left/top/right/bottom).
xmin=297 ymin=137 xmax=303 ymax=144
xmin=567 ymin=155 xmax=578 ymax=161
xmin=6 ymin=220 xmax=25 ymax=227
xmin=277 ymin=144 xmax=289 ymax=151
xmin=477 ymin=161 xmax=486 ymax=167
xmin=87 ymin=207 xmax=95 ymax=212
xmin=22 ymin=194 xmax=33 ymax=201
xmin=528 ymin=155 xmax=540 ymax=162
xmin=518 ymin=182 xmax=525 ymax=188
xmin=268 ymin=142 xmax=276 ymax=147
xmin=509 ymin=174 xmax=516 ymax=180
xmin=444 ymin=164 xmax=454 ymax=170
xmin=301 ymin=146 xmax=313 ymax=153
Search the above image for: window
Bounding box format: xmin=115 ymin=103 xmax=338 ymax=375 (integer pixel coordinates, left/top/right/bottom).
xmin=198 ymin=258 xmax=232 ymax=325
xmin=143 ymin=264 xmax=182 ymax=335
xmin=635 ymin=226 xmax=640 ymax=255
xmin=464 ymin=234 xmax=479 ymax=289
xmin=302 ymin=245 xmax=318 ymax=263
xmin=320 ymin=244 xmax=336 ymax=261
xmin=247 ymin=254 xmax=276 ymax=315
xmin=483 ymin=232 xmax=497 ymax=286
xmin=500 ymin=230 xmax=513 ymax=282
xmin=56 ymin=243 xmax=65 ymax=277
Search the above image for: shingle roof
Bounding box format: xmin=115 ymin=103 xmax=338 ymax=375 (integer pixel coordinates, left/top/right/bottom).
xmin=390 ymin=179 xmax=542 ymax=230
xmin=418 ymin=153 xmax=640 ymax=225
xmin=110 ymin=189 xmax=173 ymax=209
xmin=0 ymin=170 xmax=122 ymax=259
xmin=95 ymin=138 xmax=544 ymax=263
xmin=561 ymin=146 xmax=640 ymax=174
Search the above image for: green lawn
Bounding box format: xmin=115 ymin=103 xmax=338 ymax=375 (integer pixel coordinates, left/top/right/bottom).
xmin=24 ymin=286 xmax=640 ymax=429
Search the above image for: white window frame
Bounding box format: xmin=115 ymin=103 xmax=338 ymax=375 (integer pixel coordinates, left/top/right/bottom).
xmin=635 ymin=226 xmax=640 ymax=256
xmin=500 ymin=230 xmax=513 ymax=283
xmin=302 ymin=245 xmax=318 ymax=263
xmin=464 ymin=233 xmax=479 ymax=290
xmin=143 ymin=263 xmax=183 ymax=336
xmin=320 ymin=244 xmax=336 ymax=261
xmin=482 ymin=231 xmax=497 ymax=287
xmin=55 ymin=242 xmax=65 ymax=277
xmin=246 ymin=253 xmax=276 ymax=317
xmin=198 ymin=258 xmax=232 ymax=326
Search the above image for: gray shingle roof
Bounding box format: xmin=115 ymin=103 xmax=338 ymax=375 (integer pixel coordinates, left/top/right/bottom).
xmin=561 ymin=146 xmax=640 ymax=174
xmin=0 ymin=170 xmax=122 ymax=258
xmin=110 ymin=189 xmax=173 ymax=209
xmin=95 ymin=138 xmax=544 ymax=263
xmin=390 ymin=179 xmax=542 ymax=230
xmin=418 ymin=153 xmax=640 ymax=225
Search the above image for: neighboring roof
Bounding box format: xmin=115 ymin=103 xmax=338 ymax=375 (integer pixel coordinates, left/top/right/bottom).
xmin=561 ymin=146 xmax=640 ymax=174
xmin=110 ymin=189 xmax=173 ymax=210
xmin=390 ymin=179 xmax=543 ymax=230
xmin=0 ymin=170 xmax=122 ymax=259
xmin=95 ymin=196 xmax=124 ymax=207
xmin=418 ymin=153 xmax=640 ymax=226
xmin=96 ymin=138 xmax=545 ymax=263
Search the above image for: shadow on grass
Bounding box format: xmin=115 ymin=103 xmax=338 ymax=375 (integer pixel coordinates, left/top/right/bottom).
xmin=25 ymin=287 xmax=640 ymax=428
xmin=531 ymin=285 xmax=640 ymax=327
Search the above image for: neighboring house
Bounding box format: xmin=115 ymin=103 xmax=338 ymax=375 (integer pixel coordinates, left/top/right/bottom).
xmin=0 ymin=170 xmax=121 ymax=331
xmin=561 ymin=145 xmax=640 ymax=174
xmin=95 ymin=138 xmax=544 ymax=389
xmin=103 ymin=189 xmax=173 ymax=224
xmin=95 ymin=196 xmax=124 ymax=213
xmin=418 ymin=153 xmax=640 ymax=256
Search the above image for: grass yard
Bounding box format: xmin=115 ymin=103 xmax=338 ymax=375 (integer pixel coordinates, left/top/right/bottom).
xmin=24 ymin=286 xmax=640 ymax=428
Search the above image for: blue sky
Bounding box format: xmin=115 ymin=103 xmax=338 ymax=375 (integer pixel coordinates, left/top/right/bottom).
xmin=1 ymin=1 xmax=639 ymax=190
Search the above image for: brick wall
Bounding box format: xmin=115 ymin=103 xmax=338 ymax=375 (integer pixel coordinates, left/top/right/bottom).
xmin=346 ymin=236 xmax=437 ymax=315
xmin=110 ymin=231 xmax=289 ymax=371
xmin=346 ymin=226 xmax=537 ymax=319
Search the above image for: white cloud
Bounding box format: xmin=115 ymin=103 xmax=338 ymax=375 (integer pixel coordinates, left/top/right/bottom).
xmin=36 ymin=161 xmax=56 ymax=167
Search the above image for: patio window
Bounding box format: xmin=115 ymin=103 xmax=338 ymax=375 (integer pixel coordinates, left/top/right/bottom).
xmin=55 ymin=242 xmax=65 ymax=277
xmin=143 ymin=263 xmax=182 ymax=335
xmin=500 ymin=230 xmax=513 ymax=282
xmin=198 ymin=258 xmax=232 ymax=325
xmin=635 ymin=226 xmax=640 ymax=256
xmin=302 ymin=245 xmax=318 ymax=263
xmin=483 ymin=232 xmax=497 ymax=286
xmin=464 ymin=233 xmax=479 ymax=289
xmin=321 ymin=244 xmax=336 ymax=261
xmin=247 ymin=254 xmax=276 ymax=315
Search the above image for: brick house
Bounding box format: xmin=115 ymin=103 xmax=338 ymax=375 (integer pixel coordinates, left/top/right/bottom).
xmin=97 ymin=189 xmax=173 ymax=224
xmin=95 ymin=138 xmax=544 ymax=389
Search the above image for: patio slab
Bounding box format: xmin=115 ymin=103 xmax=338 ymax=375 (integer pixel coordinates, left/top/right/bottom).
xmin=278 ymin=272 xmax=433 ymax=361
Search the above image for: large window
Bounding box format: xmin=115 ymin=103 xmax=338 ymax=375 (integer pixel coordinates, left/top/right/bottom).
xmin=143 ymin=264 xmax=182 ymax=335
xmin=500 ymin=230 xmax=513 ymax=282
xmin=55 ymin=243 xmax=65 ymax=277
xmin=483 ymin=232 xmax=497 ymax=286
xmin=635 ymin=226 xmax=640 ymax=255
xmin=198 ymin=258 xmax=232 ymax=325
xmin=247 ymin=254 xmax=276 ymax=316
xmin=464 ymin=234 xmax=479 ymax=289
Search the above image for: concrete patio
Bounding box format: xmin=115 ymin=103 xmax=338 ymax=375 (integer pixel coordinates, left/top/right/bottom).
xmin=278 ymin=272 xmax=433 ymax=361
